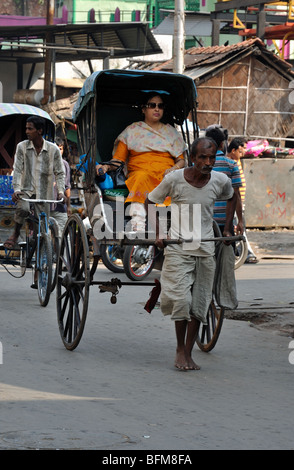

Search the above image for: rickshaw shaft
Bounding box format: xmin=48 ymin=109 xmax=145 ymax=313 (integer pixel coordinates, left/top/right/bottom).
xmin=98 ymin=235 xmax=245 ymax=246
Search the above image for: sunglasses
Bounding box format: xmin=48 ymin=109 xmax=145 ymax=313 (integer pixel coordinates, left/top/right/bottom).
xmin=145 ymin=102 xmax=165 ymax=109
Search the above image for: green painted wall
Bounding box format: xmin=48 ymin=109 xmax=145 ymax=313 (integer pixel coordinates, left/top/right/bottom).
xmin=58 ymin=0 xmax=149 ymax=23
xmin=57 ymin=0 xmax=201 ymax=25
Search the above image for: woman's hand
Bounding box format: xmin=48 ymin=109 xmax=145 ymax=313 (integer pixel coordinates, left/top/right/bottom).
xmin=163 ymin=160 xmax=184 ymax=176
xmin=163 ymin=165 xmax=179 ymax=176
xmin=95 ymin=164 xmax=109 ymax=175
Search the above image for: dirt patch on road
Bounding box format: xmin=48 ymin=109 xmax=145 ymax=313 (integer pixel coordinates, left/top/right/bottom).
xmin=247 ymin=228 xmax=294 ymax=259
xmin=225 ymin=309 xmax=294 ymax=337
xmin=232 ymin=228 xmax=294 ymax=336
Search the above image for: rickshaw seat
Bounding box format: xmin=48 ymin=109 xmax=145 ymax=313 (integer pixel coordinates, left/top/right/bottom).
xmin=102 ymin=187 xmax=129 ymax=202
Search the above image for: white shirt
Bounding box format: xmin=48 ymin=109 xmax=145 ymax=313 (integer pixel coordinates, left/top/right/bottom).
xmin=13 ymin=139 xmax=65 ymax=199
xmin=148 ymin=169 xmax=233 ymax=256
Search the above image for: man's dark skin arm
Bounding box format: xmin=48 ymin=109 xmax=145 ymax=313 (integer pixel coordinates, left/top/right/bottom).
xmin=235 ymin=187 xmax=244 ymax=234
xmin=144 ymin=197 xmax=166 ymax=248
xmin=223 ymin=192 xmax=237 ymax=243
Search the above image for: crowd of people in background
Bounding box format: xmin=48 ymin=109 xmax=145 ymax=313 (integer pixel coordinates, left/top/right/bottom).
xmin=205 ymin=125 xmax=258 ymax=264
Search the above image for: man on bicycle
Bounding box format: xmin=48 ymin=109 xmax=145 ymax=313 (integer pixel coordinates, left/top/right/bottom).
xmin=4 ymin=116 xmax=65 ymax=250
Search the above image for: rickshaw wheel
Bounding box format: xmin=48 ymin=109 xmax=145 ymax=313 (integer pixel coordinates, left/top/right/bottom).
xmin=195 ymin=220 xmax=226 ymax=352
xmin=56 ymin=214 xmax=90 ymax=350
xmin=37 ymin=233 xmax=53 ymax=307
xmin=196 ymin=300 xmax=225 ymax=352
xmin=123 ymin=244 xmax=155 ymax=281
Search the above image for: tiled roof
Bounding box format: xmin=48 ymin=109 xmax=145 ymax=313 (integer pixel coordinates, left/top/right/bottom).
xmin=128 ymin=38 xmax=294 ymax=80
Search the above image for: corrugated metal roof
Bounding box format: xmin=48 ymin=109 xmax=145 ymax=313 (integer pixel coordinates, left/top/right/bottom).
xmin=184 ymin=64 xmax=220 ymax=80
xmin=154 ymin=12 xmax=226 ymax=37
xmin=153 ymin=12 xmax=227 ymax=37
xmin=0 ymin=22 xmax=162 ymax=63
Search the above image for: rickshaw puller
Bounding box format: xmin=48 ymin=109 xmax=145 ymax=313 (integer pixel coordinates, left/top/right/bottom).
xmin=146 ymin=137 xmax=236 ymax=371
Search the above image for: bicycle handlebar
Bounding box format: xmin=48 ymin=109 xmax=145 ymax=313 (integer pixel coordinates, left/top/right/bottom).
xmin=21 ymin=197 xmax=64 ymax=204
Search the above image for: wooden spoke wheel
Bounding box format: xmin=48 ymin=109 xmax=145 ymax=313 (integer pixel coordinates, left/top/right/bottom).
xmin=56 ymin=214 xmax=90 ymax=350
xmin=194 ymin=220 xmax=226 ymax=351
xmin=196 ymin=300 xmax=225 ymax=352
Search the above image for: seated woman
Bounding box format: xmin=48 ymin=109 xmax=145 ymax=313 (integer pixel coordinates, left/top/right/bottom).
xmin=96 ymin=93 xmax=187 ymax=231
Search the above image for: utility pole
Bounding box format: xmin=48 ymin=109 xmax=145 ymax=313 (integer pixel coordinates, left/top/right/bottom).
xmin=42 ymin=0 xmax=54 ymax=104
xmin=173 ymin=0 xmax=185 ymax=74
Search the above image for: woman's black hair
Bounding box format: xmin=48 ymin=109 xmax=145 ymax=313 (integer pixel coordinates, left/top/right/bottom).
xmin=141 ymin=92 xmax=165 ymax=107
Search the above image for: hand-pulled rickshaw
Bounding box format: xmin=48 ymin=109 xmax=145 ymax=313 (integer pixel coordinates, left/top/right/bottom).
xmin=0 ymin=104 xmax=60 ymax=306
xmin=56 ymin=69 xmax=242 ymax=352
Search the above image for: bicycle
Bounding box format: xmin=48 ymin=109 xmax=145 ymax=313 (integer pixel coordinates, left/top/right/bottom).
xmin=5 ymin=197 xmax=60 ymax=307
xmin=233 ymin=214 xmax=249 ymax=269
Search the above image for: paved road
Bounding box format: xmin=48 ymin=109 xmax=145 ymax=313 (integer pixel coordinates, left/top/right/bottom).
xmin=0 ymin=257 xmax=293 ymax=450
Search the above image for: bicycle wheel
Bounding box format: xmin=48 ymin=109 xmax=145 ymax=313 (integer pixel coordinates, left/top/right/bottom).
xmin=196 ymin=300 xmax=225 ymax=352
xmin=56 ymin=214 xmax=90 ymax=351
xmin=37 ymin=232 xmax=53 ymax=307
xmin=123 ymin=244 xmax=156 ymax=281
xmin=234 ymin=238 xmax=248 ymax=270
xmin=49 ymin=217 xmax=59 ymax=291
xmin=100 ymin=244 xmax=124 ymax=273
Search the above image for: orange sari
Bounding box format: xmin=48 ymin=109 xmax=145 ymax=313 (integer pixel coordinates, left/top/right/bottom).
xmin=112 ymin=121 xmax=186 ymax=204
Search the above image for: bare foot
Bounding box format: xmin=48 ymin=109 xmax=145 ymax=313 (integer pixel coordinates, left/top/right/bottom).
xmin=174 ymin=349 xmax=190 ymax=371
xmin=187 ymin=356 xmax=201 ymax=370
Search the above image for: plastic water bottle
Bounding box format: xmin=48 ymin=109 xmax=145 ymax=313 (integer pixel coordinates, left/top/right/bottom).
xmin=95 ymin=168 xmax=113 ymax=190
xmin=96 ymin=168 xmax=106 ymax=183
